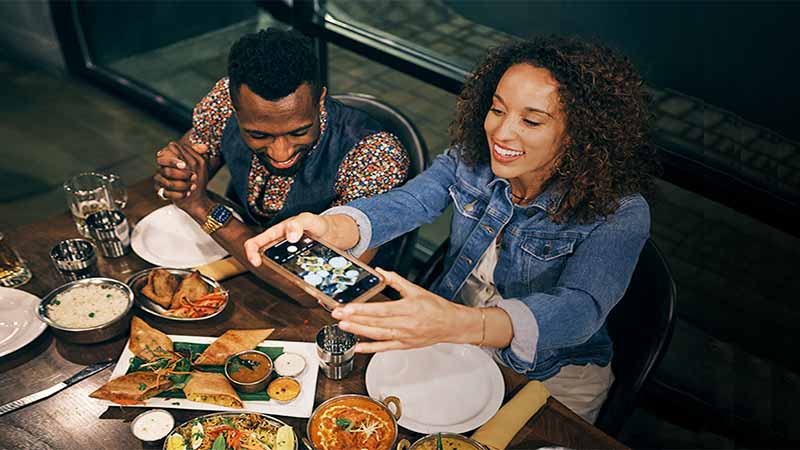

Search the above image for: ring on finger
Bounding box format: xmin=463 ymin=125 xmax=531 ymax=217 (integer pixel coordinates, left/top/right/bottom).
xmin=157 ymin=187 xmax=168 ymax=200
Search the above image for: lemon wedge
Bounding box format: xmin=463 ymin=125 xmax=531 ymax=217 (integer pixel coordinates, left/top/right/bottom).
xmin=166 ymin=434 xmax=187 ymax=450
xmin=275 ymin=425 xmax=295 ymax=450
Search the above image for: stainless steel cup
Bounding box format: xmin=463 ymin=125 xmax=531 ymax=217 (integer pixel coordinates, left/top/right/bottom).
xmin=316 ymin=324 xmax=357 ymax=380
xmin=85 ymin=209 xmax=130 ymax=258
xmin=50 ymin=239 xmax=99 ymax=281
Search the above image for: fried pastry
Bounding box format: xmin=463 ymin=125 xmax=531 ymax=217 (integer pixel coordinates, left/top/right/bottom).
xmin=141 ymin=269 xmax=179 ymax=309
xmin=170 ymin=271 xmax=209 ymax=309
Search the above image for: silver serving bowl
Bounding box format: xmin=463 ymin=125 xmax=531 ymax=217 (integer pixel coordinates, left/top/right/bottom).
xmin=126 ymin=267 xmax=228 ymax=321
xmin=164 ymin=411 xmax=298 ymax=450
xmin=397 ymin=432 xmax=489 ymax=450
xmin=224 ymin=349 xmax=274 ymax=393
xmin=307 ymin=394 xmax=402 ymax=450
xmin=37 ymin=277 xmax=134 ymax=344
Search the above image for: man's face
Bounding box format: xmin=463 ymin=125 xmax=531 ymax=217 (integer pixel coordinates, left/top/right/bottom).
xmin=235 ymin=83 xmax=325 ymax=176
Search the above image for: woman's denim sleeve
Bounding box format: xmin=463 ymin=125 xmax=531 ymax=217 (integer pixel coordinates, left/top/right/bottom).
xmin=324 ymin=150 xmax=459 ymax=255
xmin=498 ymin=196 xmax=651 ymax=373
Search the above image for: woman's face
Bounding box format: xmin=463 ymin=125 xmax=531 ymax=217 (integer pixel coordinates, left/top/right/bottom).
xmin=484 ymin=63 xmax=567 ymax=183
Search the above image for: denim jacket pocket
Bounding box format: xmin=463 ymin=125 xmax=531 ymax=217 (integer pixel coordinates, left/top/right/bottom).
xmin=449 ymin=184 xmax=486 ymax=221
xmin=520 ymin=234 xmax=577 ymax=262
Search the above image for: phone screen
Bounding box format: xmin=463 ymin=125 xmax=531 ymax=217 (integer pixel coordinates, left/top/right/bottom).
xmin=264 ymin=235 xmax=380 ymax=303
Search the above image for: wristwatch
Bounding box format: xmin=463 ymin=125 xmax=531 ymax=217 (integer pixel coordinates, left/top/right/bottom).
xmin=201 ymin=204 xmax=233 ymax=234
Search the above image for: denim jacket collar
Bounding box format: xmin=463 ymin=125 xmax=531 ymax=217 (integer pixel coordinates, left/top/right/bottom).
xmin=484 ymin=171 xmax=567 ymax=213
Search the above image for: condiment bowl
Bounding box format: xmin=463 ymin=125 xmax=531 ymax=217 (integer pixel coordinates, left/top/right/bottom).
xmin=224 ymin=349 xmax=273 ymax=393
xmin=131 ymin=409 xmax=175 ymax=446
xmin=37 ymin=277 xmax=134 ymax=344
xmin=396 ymin=432 xmax=489 ymax=450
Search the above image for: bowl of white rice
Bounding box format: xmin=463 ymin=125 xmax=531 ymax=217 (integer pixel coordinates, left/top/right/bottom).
xmin=38 ymin=277 xmax=134 ymax=343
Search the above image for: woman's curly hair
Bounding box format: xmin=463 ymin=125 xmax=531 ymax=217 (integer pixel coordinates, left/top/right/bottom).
xmin=450 ymin=35 xmax=658 ymax=224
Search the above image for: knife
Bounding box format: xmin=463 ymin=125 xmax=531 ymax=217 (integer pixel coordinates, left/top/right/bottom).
xmin=0 ymin=361 xmax=113 ymax=417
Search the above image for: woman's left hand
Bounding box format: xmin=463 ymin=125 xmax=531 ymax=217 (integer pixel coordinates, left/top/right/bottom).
xmin=333 ymin=268 xmax=480 ymax=353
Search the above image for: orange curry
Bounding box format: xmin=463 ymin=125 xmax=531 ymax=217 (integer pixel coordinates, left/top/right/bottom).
xmin=310 ymin=397 xmax=395 ymax=450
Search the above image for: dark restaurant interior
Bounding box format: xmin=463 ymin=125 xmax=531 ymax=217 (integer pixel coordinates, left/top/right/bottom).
xmin=1 ymin=1 xmax=799 ymax=449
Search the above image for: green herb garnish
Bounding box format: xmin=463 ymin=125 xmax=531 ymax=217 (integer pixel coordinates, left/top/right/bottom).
xmin=223 ymin=417 xmax=234 ymax=427
xmin=437 ymin=432 xmax=443 ymax=450
xmin=106 ymin=294 xmax=112 ymax=299
xmin=211 ymin=434 xmax=226 ymax=450
xmin=227 ymin=356 xmax=259 ymax=374
xmin=88 ymin=312 xmax=95 ymax=318
xmin=52 ymin=300 xmax=60 ymax=305
xmin=336 ymin=418 xmax=353 ymax=430
xmin=137 ymin=383 xmax=147 ymax=391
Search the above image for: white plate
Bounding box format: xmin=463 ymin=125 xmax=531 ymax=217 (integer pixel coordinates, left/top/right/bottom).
xmin=0 ymin=287 xmax=48 ymax=357
xmin=131 ymin=205 xmax=240 ymax=268
xmin=365 ymin=343 xmax=504 ymax=434
xmin=103 ymin=335 xmax=319 ymax=418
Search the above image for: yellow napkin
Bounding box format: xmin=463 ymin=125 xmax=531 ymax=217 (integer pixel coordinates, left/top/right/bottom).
xmin=194 ymin=257 xmax=248 ymax=281
xmin=471 ymin=381 xmax=550 ymax=450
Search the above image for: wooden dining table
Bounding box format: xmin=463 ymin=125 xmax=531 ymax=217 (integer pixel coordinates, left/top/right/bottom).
xmin=0 ymin=179 xmax=627 ymax=450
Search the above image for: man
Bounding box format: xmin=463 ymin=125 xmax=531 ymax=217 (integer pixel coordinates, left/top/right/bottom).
xmin=154 ymin=28 xmax=408 ymax=285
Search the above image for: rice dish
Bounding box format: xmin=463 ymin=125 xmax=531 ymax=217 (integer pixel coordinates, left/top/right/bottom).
xmin=47 ymin=284 xmax=128 ymax=328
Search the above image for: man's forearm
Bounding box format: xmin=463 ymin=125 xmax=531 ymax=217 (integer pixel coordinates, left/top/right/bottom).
xmin=184 ymin=199 xmax=317 ymax=305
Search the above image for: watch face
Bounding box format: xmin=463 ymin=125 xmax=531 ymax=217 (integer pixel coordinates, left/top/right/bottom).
xmin=211 ymin=205 xmax=232 ymax=223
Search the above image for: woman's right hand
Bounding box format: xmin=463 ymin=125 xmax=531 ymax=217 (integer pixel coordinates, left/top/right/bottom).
xmin=243 ymin=212 xmax=360 ymax=266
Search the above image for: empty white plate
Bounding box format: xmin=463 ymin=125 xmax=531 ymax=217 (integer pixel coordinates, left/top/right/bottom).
xmin=0 ymin=287 xmax=47 ymax=357
xmin=365 ymin=343 xmax=504 ymax=434
xmin=131 ymin=205 xmax=240 ymax=268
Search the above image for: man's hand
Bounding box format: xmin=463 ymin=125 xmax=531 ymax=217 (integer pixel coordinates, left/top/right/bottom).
xmin=154 ymin=141 xmax=210 ymax=209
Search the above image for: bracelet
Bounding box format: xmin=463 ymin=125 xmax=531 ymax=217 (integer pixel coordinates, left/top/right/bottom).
xmin=478 ymin=308 xmax=486 ymax=347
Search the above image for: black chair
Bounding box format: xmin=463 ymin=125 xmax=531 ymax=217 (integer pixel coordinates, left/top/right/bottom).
xmin=415 ymin=238 xmax=676 ymax=436
xmin=333 ymin=93 xmax=429 ymax=277
xmin=594 ymin=238 xmax=676 ymax=436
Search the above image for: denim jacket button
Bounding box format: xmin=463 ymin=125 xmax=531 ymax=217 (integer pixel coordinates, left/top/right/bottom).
xmin=482 ymin=225 xmax=494 ymax=234
xmin=543 ymin=243 xmax=552 ymax=255
xmin=464 ymin=201 xmax=475 ymax=212
xmin=463 ymin=256 xmax=473 ymax=265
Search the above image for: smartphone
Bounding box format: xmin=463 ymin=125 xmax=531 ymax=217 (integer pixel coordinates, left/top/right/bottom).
xmin=262 ymin=234 xmax=385 ymax=311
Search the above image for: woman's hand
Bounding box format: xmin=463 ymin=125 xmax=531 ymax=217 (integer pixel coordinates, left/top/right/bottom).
xmin=333 ymin=268 xmax=482 ymax=353
xmin=243 ymin=213 xmax=360 ymax=266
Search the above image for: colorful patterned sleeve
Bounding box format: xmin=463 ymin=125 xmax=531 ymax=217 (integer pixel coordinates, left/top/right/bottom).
xmin=333 ymin=131 xmax=410 ymax=205
xmin=189 ymin=77 xmax=234 ymax=160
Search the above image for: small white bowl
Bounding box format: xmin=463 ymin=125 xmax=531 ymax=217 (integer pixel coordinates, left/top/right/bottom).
xmin=131 ymin=409 xmax=175 ymax=446
xmin=274 ymin=352 xmax=307 ymax=377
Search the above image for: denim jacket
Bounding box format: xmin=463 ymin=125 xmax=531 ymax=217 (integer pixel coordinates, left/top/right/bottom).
xmin=327 ymin=148 xmax=650 ymax=380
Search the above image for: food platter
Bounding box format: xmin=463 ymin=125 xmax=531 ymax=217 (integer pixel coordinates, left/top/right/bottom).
xmin=165 ymin=411 xmax=297 ymax=450
xmin=126 ymin=268 xmax=228 ymax=321
xmin=100 ymin=335 xmax=319 ymax=418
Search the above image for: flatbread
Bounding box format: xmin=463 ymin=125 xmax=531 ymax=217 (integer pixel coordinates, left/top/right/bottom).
xmin=129 ymin=316 xmax=173 ymax=361
xmin=89 ymin=371 xmax=173 ymax=405
xmin=194 ymin=329 xmax=274 ymax=366
xmin=141 ymin=269 xmax=179 ymax=309
xmin=183 ymin=371 xmax=243 ymax=408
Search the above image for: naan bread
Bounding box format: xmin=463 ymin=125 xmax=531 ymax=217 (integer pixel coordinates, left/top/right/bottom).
xmin=141 ymin=269 xmax=179 ymax=309
xmin=183 ymin=371 xmax=243 ymax=408
xmin=170 ymin=271 xmax=209 ymax=309
xmin=89 ymin=371 xmax=173 ymax=405
xmin=194 ymin=329 xmax=274 ymax=366
xmin=129 ymin=316 xmax=173 ymax=361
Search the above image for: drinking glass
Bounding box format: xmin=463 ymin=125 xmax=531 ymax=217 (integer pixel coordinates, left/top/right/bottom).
xmin=0 ymin=232 xmax=32 ymax=288
xmin=63 ymin=172 xmax=127 ymax=237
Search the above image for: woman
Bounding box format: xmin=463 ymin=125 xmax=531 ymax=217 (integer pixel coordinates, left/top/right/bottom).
xmin=244 ymin=36 xmax=657 ymax=422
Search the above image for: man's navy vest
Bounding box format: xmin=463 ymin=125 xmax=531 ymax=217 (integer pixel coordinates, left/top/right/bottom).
xmin=220 ymin=97 xmax=400 ymax=267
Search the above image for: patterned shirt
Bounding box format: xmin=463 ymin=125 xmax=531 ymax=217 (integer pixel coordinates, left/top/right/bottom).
xmin=190 ymin=77 xmax=409 ymax=219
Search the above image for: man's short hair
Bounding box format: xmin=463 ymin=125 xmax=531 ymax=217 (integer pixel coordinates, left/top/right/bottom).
xmin=228 ymin=28 xmax=320 ymax=107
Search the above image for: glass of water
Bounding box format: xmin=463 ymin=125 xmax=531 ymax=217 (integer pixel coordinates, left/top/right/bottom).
xmin=0 ymin=232 xmax=32 ymax=288
xmin=63 ymin=172 xmax=127 ymax=237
